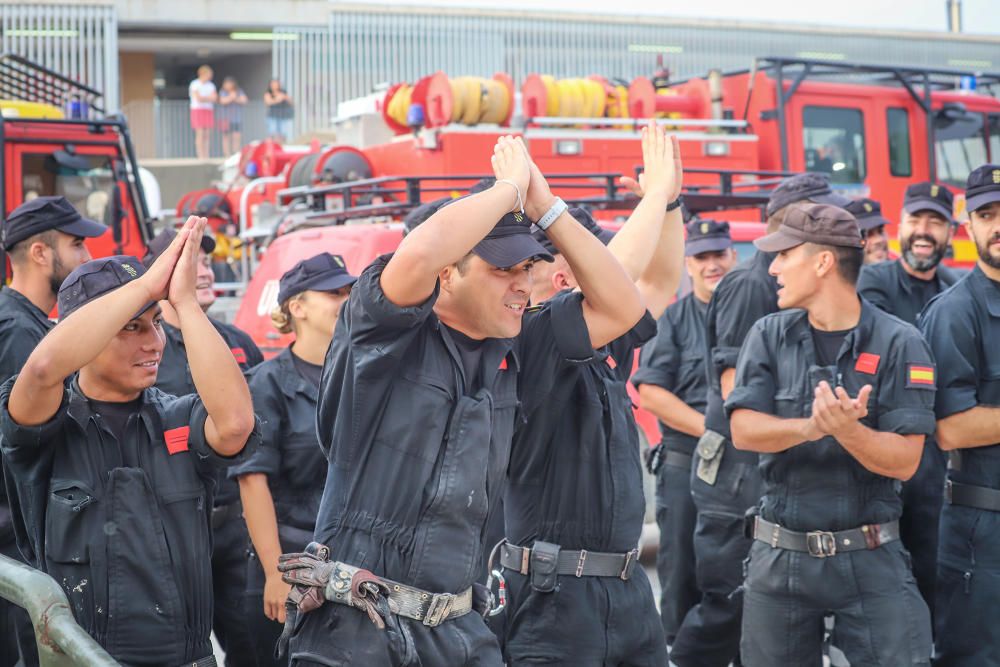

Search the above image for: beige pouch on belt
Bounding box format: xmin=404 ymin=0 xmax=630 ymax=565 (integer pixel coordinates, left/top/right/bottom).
xmin=695 ymin=430 xmax=727 ymax=486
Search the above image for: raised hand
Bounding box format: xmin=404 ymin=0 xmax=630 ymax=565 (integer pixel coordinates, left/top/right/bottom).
xmin=167 ymin=216 xmax=209 ymax=308
xmin=490 ymin=135 xmax=531 ymax=213
xmin=634 ymin=121 xmax=682 ymax=202
xmin=811 ymin=381 xmax=872 ymax=438
xmin=139 ymin=216 xmax=194 ymax=302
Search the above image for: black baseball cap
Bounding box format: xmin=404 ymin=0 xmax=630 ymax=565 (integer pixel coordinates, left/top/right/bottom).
xmin=142 ymin=228 xmax=217 ymax=268
xmin=685 ymin=220 xmax=732 ymax=256
xmin=277 ymin=253 xmax=358 ymax=304
xmin=57 ymin=255 xmax=155 ymax=320
xmin=766 ymin=173 xmax=851 ymax=217
xmin=532 ymin=206 xmax=614 ymax=255
xmin=754 ymin=203 xmax=863 ymax=252
xmin=844 ymin=198 xmax=891 ymax=232
xmin=902 ymin=182 xmax=954 ymax=221
xmin=965 ymin=164 xmax=1000 ymax=213
xmin=2 ymin=196 xmax=108 ymax=250
xmin=472 ymin=211 xmax=554 ymax=269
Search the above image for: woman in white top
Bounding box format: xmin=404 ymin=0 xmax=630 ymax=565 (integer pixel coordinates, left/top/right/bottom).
xmin=189 ymin=65 xmax=217 ymax=159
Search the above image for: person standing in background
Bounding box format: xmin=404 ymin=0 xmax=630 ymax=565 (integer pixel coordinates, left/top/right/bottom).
xmin=218 ymin=77 xmax=248 ymax=156
xmin=189 ymin=65 xmax=217 ymax=160
xmin=264 ymin=79 xmax=294 ymax=143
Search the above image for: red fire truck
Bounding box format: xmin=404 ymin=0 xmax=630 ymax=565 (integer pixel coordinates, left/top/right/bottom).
xmin=0 ymin=53 xmax=154 ymax=274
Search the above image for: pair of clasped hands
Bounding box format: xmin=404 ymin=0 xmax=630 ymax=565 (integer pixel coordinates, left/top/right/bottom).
xmin=139 ymin=215 xmax=210 ymax=308
xmin=805 ymin=381 xmax=873 ymax=442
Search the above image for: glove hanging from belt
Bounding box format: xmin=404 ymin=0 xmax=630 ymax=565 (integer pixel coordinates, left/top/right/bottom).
xmin=278 ymin=544 xmax=396 ymax=628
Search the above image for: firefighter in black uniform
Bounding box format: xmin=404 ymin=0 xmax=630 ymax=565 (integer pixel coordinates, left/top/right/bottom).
xmin=728 ymin=202 xmax=934 ymax=666
xmin=232 ymin=253 xmax=357 ymax=667
xmin=0 ymin=196 xmax=106 ymax=666
xmin=844 ymin=197 xmax=890 ymax=265
xmin=670 ymin=172 xmax=850 ymax=667
xmin=920 ymin=163 xmax=1000 ymax=666
xmin=0 ymin=217 xmax=259 ymax=666
xmin=856 ymin=182 xmax=961 ymax=619
xmin=498 ymin=123 xmax=682 ymax=665
xmin=277 ymin=136 xmax=643 ymax=665
xmin=632 ymin=219 xmax=736 ymax=649
xmin=142 ymin=227 xmax=263 ymax=666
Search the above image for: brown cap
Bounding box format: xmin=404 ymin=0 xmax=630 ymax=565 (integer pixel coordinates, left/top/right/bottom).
xmin=754 ymin=203 xmax=863 ymax=253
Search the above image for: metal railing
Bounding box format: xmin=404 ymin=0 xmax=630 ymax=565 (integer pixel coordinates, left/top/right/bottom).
xmin=0 ymin=554 xmax=119 ymax=666
xmin=122 ymin=99 xmax=294 ymax=159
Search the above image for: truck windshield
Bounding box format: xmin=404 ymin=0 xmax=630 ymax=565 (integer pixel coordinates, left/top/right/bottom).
xmin=21 ymin=152 xmax=120 ymax=226
xmin=934 ymin=109 xmax=987 ymax=188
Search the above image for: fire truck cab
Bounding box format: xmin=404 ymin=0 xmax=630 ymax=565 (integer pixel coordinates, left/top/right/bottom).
xmin=0 ymin=54 xmax=154 ymax=272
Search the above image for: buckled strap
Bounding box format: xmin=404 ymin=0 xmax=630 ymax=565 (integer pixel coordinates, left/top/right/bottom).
xmin=664 ymin=450 xmax=694 ymax=469
xmin=499 ymin=543 xmax=639 ymax=580
xmin=752 ymin=516 xmax=900 ymax=558
xmin=385 ymin=582 xmax=473 ymax=627
xmin=945 ymin=479 xmax=1000 ymax=512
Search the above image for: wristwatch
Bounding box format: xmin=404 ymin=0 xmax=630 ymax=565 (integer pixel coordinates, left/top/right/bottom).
xmin=536 ymin=197 xmax=568 ymax=232
xmin=666 ymin=196 xmax=684 ymax=212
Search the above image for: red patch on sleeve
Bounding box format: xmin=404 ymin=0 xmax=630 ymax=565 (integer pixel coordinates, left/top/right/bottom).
xmin=854 ymin=352 xmax=881 ymax=375
xmin=164 ymin=427 xmax=190 ymax=455
xmin=606 ymin=355 xmax=617 ymax=370
xmin=231 ymin=347 xmax=248 ymax=365
xmin=499 ymin=357 xmax=508 ymax=371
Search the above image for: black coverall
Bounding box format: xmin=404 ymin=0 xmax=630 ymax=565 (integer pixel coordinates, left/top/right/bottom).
xmin=632 ymin=292 xmax=709 ymax=646
xmin=857 ymin=259 xmax=961 ymax=618
xmin=0 ymin=288 xmax=48 ymax=667
xmin=502 ymin=291 xmax=666 ymax=666
xmin=0 ymin=379 xmax=258 ymax=665
xmin=920 ymin=267 xmax=1000 ymax=666
xmin=287 ymin=255 xmax=527 ymax=666
xmin=155 ymin=318 xmax=263 ymax=667
xmin=669 ymin=251 xmax=776 ymax=667
xmin=230 ymin=348 xmax=325 ymax=667
xmin=726 ymin=300 xmax=934 ymax=666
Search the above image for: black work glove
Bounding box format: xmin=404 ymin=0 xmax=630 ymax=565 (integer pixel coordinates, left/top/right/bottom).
xmin=644 ymin=442 xmax=665 ymax=475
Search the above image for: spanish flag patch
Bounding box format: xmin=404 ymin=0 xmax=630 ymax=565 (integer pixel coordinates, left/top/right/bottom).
xmin=906 ymin=363 xmax=936 ymax=389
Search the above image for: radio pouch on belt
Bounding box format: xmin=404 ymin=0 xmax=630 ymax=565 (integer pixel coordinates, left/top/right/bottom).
xmin=530 ymin=541 xmax=561 ymax=593
xmin=696 ymin=430 xmax=727 ymax=486
xmin=743 ymin=506 xmax=760 ymax=540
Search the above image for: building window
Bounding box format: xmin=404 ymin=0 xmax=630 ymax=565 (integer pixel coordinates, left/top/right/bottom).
xmin=802 ymin=106 xmax=866 ymax=183
xmin=887 ymin=108 xmax=912 ymax=177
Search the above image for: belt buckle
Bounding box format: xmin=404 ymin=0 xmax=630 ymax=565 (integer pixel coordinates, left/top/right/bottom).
xmin=806 ymin=530 xmax=837 ymax=558
xmin=945 ymin=479 xmax=954 ymax=504
xmin=620 ymin=549 xmax=639 ymax=581
xmin=575 ymin=550 xmax=588 ymax=578
xmin=423 ymin=592 xmax=455 ymax=627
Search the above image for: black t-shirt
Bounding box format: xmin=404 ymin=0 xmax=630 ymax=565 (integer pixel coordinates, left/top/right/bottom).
xmin=290 ymin=351 xmax=323 ymax=388
xmin=445 ymin=325 xmax=486 ymax=393
xmin=904 ymin=272 xmax=942 ymax=312
xmin=811 ymin=327 xmax=851 ymax=367
xmin=90 ymin=396 xmax=143 ymax=447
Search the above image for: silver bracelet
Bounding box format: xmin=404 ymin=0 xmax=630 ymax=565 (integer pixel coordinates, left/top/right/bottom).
xmin=494 ymin=179 xmax=524 ymax=215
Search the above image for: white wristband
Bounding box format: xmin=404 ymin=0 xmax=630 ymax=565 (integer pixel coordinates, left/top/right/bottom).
xmin=536 ymin=197 xmax=568 ymax=231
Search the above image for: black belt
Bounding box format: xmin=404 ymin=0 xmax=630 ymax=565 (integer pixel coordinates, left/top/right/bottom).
xmin=211 ymin=501 xmax=242 ymax=528
xmin=664 ymin=450 xmax=693 ymax=469
xmin=499 ymin=543 xmax=639 ymax=580
xmin=752 ymin=516 xmax=900 ymax=558
xmin=945 ymin=479 xmax=1000 ymax=512
xmin=176 ymin=656 xmax=217 ymax=667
